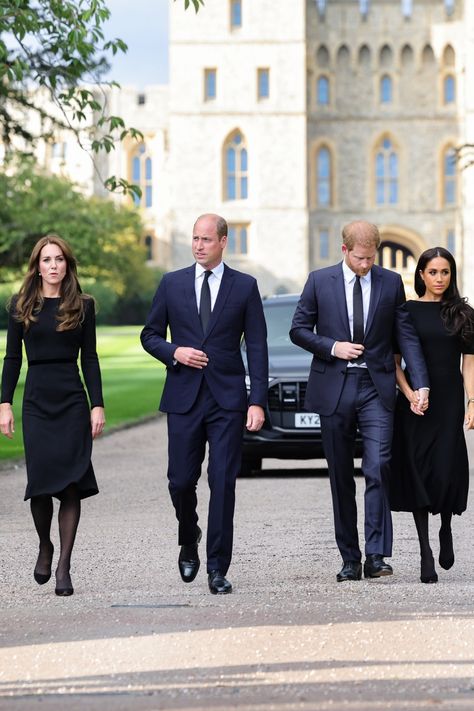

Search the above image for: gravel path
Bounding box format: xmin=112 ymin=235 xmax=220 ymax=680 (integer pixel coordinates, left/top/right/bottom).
xmin=1 ymin=417 xmax=474 ymax=711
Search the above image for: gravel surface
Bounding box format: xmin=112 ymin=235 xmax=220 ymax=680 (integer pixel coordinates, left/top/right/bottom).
xmin=1 ymin=416 xmax=474 ymax=711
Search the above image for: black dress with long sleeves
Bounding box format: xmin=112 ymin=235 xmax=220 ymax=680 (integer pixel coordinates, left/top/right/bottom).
xmin=1 ymin=297 xmax=103 ymax=500
xmin=390 ymin=300 xmax=474 ymax=515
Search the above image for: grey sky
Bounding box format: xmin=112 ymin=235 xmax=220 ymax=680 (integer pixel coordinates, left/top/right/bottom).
xmin=104 ymin=0 xmax=169 ymax=87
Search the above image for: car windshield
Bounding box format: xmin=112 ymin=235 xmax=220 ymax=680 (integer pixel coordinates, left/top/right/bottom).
xmin=263 ymin=301 xmax=297 ymax=349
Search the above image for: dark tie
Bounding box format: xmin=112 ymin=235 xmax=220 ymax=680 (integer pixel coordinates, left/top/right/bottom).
xmin=199 ymin=270 xmax=212 ymax=332
xmin=352 ymin=275 xmax=364 ymax=344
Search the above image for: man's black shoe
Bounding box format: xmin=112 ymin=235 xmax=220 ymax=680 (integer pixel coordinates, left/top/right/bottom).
xmin=336 ymin=561 xmax=362 ymax=582
xmin=178 ymin=526 xmax=202 ymax=583
xmin=208 ymin=570 xmax=232 ymax=594
xmin=364 ymin=554 xmax=393 ymax=578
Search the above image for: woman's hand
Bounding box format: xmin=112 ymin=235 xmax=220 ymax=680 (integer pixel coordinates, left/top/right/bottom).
xmin=91 ymin=406 xmax=105 ymax=439
xmin=465 ymin=401 xmax=474 ymax=430
xmin=0 ymin=403 xmax=15 ymax=439
xmin=407 ymin=389 xmax=428 ymax=416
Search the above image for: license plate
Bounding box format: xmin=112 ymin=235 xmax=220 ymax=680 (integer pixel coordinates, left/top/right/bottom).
xmin=295 ymin=413 xmax=320 ymax=428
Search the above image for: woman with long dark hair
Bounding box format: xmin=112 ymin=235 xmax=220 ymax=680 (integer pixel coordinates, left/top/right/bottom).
xmin=391 ymin=247 xmax=474 ymax=583
xmin=0 ymin=235 xmax=105 ymax=596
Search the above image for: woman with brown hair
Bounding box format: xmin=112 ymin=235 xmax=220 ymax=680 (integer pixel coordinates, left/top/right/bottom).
xmin=0 ymin=235 xmax=105 ymax=596
xmin=391 ymin=247 xmax=474 ymax=584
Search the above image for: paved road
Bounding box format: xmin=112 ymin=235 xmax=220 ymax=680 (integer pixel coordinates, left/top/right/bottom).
xmin=1 ymin=417 xmax=474 ymax=711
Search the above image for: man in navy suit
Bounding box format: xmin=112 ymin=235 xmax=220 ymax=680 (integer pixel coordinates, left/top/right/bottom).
xmin=141 ymin=214 xmax=268 ymax=594
xmin=290 ymin=221 xmax=429 ymax=582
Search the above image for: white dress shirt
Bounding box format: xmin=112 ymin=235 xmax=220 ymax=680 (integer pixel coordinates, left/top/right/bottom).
xmin=331 ymin=261 xmax=371 ymax=366
xmin=195 ymin=261 xmax=224 ymax=312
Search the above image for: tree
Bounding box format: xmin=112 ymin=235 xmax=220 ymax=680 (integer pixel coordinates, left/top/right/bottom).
xmin=0 ymin=159 xmax=148 ymax=292
xmin=0 ymin=0 xmax=204 ymax=196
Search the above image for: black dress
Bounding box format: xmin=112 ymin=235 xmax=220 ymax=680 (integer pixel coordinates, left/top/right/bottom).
xmin=1 ymin=297 xmax=103 ymax=500
xmin=390 ymin=300 xmax=474 ymax=515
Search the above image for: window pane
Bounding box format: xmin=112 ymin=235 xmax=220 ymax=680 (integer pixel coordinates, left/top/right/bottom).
xmin=444 ymin=75 xmax=455 ymax=103
xmin=231 ymin=0 xmax=242 ymax=27
xmin=145 ymin=157 xmax=152 ymax=180
xmin=145 ymin=185 xmax=153 ymax=208
xmin=447 ymin=229 xmax=455 ymax=254
xmin=205 ymin=69 xmax=216 ymax=100
xmin=132 ymin=156 xmax=140 ymax=182
xmin=376 ymin=179 xmax=384 ymax=205
xmin=258 ymin=69 xmax=270 ymax=99
xmin=389 ymin=180 xmax=398 ymax=204
xmin=227 ymin=177 xmax=236 ymax=200
xmin=381 ymin=76 xmax=392 ymax=103
xmin=389 ymin=153 xmax=398 ymax=177
xmin=241 ymin=148 xmax=248 ymax=171
xmin=318 ymin=148 xmax=330 ymax=177
xmin=445 ymin=151 xmax=455 ymax=176
xmin=376 ymin=153 xmax=384 ymax=177
xmin=445 ymin=181 xmax=455 ymax=204
xmin=319 ymin=230 xmax=329 ymax=259
xmin=240 ymin=227 xmax=248 ymax=254
xmin=228 ymin=226 xmax=236 ymax=253
xmin=241 ymin=176 xmax=248 ymax=199
xmin=317 ymin=77 xmax=329 ymax=105
xmin=226 ymin=147 xmax=235 ymax=172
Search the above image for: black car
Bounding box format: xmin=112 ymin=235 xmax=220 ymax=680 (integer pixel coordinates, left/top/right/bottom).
xmin=241 ymin=293 xmax=361 ymax=476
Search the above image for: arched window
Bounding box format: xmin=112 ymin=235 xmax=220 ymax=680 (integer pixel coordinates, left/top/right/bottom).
xmin=358 ymin=44 xmax=371 ymax=68
xmin=380 ymin=75 xmax=392 ymax=103
xmin=145 ymin=235 xmax=153 ymax=261
xmin=316 ymin=45 xmax=330 ymax=68
xmin=317 ymin=76 xmax=330 ymax=105
xmin=230 ymin=0 xmax=242 ymax=28
xmin=379 ymin=45 xmax=393 ymax=68
xmin=336 ymin=45 xmax=350 ymax=68
xmin=444 ymin=75 xmax=455 ymax=104
xmin=131 ymin=143 xmax=153 ymax=208
xmin=316 ymin=146 xmax=331 ymax=206
xmin=224 ymin=131 xmax=248 ymax=200
xmin=400 ymin=44 xmax=414 ymax=69
xmin=443 ymin=147 xmax=456 ymax=205
xmin=375 ymin=137 xmax=398 ymax=205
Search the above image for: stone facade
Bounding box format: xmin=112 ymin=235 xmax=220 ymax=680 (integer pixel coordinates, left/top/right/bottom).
xmin=20 ymin=0 xmax=473 ymax=302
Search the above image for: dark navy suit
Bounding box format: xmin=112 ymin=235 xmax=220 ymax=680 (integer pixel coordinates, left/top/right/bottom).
xmin=290 ymin=263 xmax=428 ymax=563
xmin=141 ymin=263 xmax=268 ymax=574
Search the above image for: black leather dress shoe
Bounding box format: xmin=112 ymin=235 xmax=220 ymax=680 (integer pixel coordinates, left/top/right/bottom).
xmin=178 ymin=526 xmax=202 ymax=583
xmin=336 ymin=561 xmax=362 ymax=582
xmin=364 ymin=554 xmax=393 ymax=578
xmin=208 ymin=570 xmax=232 ymax=594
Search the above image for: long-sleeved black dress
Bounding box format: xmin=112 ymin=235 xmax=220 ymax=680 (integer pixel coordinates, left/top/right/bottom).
xmin=1 ymin=297 xmax=103 ymax=500
xmin=390 ymin=300 xmax=474 ymax=515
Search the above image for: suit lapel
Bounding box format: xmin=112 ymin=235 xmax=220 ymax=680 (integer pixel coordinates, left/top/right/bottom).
xmin=185 ymin=265 xmax=202 ymax=332
xmin=365 ymin=266 xmax=382 ymax=337
xmin=203 ymin=264 xmax=235 ymax=340
xmin=332 ymin=265 xmax=351 ymax=340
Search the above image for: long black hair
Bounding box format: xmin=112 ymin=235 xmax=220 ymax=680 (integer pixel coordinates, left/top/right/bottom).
xmin=414 ymin=246 xmax=474 ymax=345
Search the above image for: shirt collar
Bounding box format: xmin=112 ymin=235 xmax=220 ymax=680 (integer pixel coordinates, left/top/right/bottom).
xmin=342 ymin=259 xmax=371 ymax=286
xmin=195 ymin=261 xmax=224 ymax=281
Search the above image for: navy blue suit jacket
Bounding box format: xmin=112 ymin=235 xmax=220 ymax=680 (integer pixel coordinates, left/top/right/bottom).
xmin=141 ymin=264 xmax=268 ymax=414
xmin=290 ymin=263 xmax=428 ymax=416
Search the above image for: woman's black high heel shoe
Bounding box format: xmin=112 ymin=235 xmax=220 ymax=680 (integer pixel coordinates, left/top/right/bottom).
xmin=439 ymin=526 xmax=455 ymax=570
xmin=420 ymin=554 xmax=438 ymax=584
xmin=55 ymin=570 xmax=74 ymax=596
xmin=34 ymin=543 xmax=54 ymax=585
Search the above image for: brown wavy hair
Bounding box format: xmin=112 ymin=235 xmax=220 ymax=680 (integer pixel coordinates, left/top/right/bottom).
xmin=414 ymin=246 xmax=474 ymax=345
xmin=12 ymin=234 xmax=89 ymax=332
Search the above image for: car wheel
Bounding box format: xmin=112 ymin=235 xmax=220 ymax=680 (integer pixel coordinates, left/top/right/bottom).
xmin=240 ymin=455 xmax=262 ymax=477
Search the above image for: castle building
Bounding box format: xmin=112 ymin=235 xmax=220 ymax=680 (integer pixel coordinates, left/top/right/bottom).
xmin=33 ymin=0 xmax=474 ymax=300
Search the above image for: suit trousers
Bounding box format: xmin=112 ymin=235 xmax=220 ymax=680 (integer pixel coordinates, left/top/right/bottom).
xmin=320 ymin=368 xmax=394 ymax=563
xmin=167 ymin=380 xmax=245 ymax=574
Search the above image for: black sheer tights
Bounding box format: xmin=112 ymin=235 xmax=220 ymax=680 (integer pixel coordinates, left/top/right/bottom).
xmin=412 ymin=509 xmax=454 ymax=582
xmin=30 ymin=484 xmax=81 ymax=587
xmin=412 ymin=509 xmax=437 ymax=583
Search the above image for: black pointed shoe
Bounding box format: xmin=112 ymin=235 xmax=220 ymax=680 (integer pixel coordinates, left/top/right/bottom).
xmin=178 ymin=526 xmax=202 ymax=583
xmin=208 ymin=570 xmax=232 ymax=594
xmin=336 ymin=561 xmax=362 ymax=582
xmin=364 ymin=554 xmax=393 ymax=578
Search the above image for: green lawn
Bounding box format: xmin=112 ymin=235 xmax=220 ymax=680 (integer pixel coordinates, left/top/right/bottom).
xmin=0 ymin=326 xmax=165 ymax=461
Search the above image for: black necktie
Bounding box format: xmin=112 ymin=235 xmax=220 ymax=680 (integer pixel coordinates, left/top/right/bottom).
xmin=199 ymin=270 xmax=212 ymax=332
xmin=352 ymin=275 xmax=364 ymax=344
